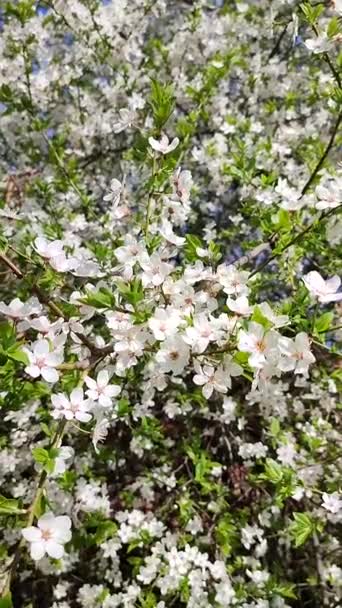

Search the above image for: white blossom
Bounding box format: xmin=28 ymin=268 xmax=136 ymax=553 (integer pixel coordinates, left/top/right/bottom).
xmin=302 ymin=271 xmax=342 ymax=303
xmin=85 ymin=370 xmax=121 ymax=408
xmin=148 ymin=134 xmax=179 ymax=155
xmin=22 ymin=512 xmax=72 ymax=561
xmin=51 ymin=388 xmax=93 ymax=422
xmin=23 ymin=339 xmax=63 ymax=383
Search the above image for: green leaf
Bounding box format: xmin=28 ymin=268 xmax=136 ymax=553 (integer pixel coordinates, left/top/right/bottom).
xmin=269 ymin=418 xmax=281 ymax=437
xmin=117 ymin=279 xmax=144 ymax=307
xmin=6 ymin=345 xmax=29 ymax=365
xmin=32 ymin=447 xmax=49 ymax=465
xmin=300 ymin=2 xmax=324 ymax=25
xmin=32 ymin=447 xmax=57 ymax=474
xmin=251 ymin=307 xmax=273 ymax=329
xmin=289 ymin=512 xmax=315 ymax=547
xmin=149 ymin=79 xmax=175 ymax=130
xmin=184 ymin=234 xmax=204 ymax=262
xmin=315 ymin=312 xmax=334 ymax=334
xmin=0 ymin=495 xmax=24 ymax=515
xmin=0 ymin=593 xmax=13 ymax=608
xmin=94 ymin=521 xmax=118 ymax=544
xmin=0 ymin=84 xmax=13 ymax=103
xmin=261 ymin=459 xmax=283 ymax=484
xmin=327 ymin=16 xmax=341 ymax=39
xmin=272 ymin=583 xmax=297 ymax=600
xmin=81 ymin=288 xmax=115 ymax=309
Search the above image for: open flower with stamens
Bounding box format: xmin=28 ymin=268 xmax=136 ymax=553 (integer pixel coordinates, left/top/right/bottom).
xmin=85 ymin=370 xmax=121 ymax=408
xmin=23 ymin=339 xmax=63 ymax=384
xmin=22 ymin=512 xmax=72 ymax=561
xmin=51 ymin=388 xmax=93 ymax=422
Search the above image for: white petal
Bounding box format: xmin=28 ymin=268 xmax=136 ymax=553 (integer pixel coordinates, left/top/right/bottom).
xmin=84 ymin=376 xmax=97 ymax=390
xmin=51 ymin=393 xmax=69 ymax=409
xmin=54 ymin=515 xmax=71 ymax=532
xmin=46 ymin=351 xmax=63 ymax=366
xmin=22 ymin=527 xmax=42 ymax=542
xmin=70 ymin=387 xmax=84 ymax=403
xmin=166 ymin=137 xmax=179 ymax=153
xmin=202 ymin=383 xmax=213 ymax=399
xmin=326 ymin=275 xmax=340 ymax=292
xmin=106 ymin=384 xmax=121 ymax=397
xmin=193 ymin=374 xmax=207 ymax=386
xmin=30 ymin=541 xmax=46 ymax=561
xmin=41 ymin=367 xmax=59 ymax=383
xmin=46 ymin=540 xmax=64 ymax=559
xmin=38 ymin=512 xmax=55 ymax=530
xmin=97 ymin=370 xmax=109 ymax=388
xmin=25 ymin=365 xmax=41 ymax=378
xmin=34 ymin=237 xmax=49 ymax=255
xmin=98 ymin=395 xmax=112 ymax=408
xmin=34 ymin=339 xmax=49 ymax=355
xmin=76 ymin=411 xmax=92 ymax=423
xmin=148 ymin=137 xmax=162 ymax=152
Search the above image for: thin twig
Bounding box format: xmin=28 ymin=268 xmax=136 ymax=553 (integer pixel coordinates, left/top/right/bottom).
xmin=300 ymin=111 xmax=342 ymax=197
xmin=249 ymin=205 xmax=342 ymax=278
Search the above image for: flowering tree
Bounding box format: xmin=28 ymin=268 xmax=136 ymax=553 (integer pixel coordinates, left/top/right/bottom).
xmin=0 ymin=1 xmax=341 ymax=607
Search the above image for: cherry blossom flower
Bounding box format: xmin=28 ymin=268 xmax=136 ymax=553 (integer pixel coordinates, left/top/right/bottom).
xmin=159 ymin=220 xmax=185 ymax=246
xmin=0 ymin=297 xmax=42 ymax=320
xmin=278 ymin=332 xmax=315 ymax=374
xmin=226 ymin=295 xmax=252 ymax=316
xmin=139 ymin=253 xmax=173 ymax=287
xmin=103 ymin=178 xmax=122 ymax=205
xmin=148 ymin=134 xmax=179 ymax=155
xmin=315 ymin=178 xmax=341 ymax=210
xmin=115 ymin=236 xmax=146 ymax=263
xmin=183 ymin=313 xmax=224 ymax=354
xmin=305 ymin=35 xmax=332 ymax=54
xmin=92 ymin=417 xmax=109 ymax=453
xmin=148 ymin=307 xmax=182 ymax=341
xmin=22 ymin=512 xmax=72 ymax=561
xmin=52 ymin=447 xmax=74 ymax=477
xmin=51 ymin=388 xmax=93 ymax=422
xmin=275 ymin=178 xmax=312 ymax=211
xmin=302 ymin=271 xmax=342 ymax=303
xmin=113 ymin=108 xmax=136 ymax=133
xmin=114 ymin=327 xmax=150 ymax=375
xmin=34 ymin=236 xmax=65 ymax=260
xmin=172 ymin=168 xmax=193 ymax=203
xmin=23 ymin=339 xmax=63 ymax=383
xmin=34 ymin=237 xmax=76 ymax=272
xmin=322 ymin=492 xmax=342 ymax=514
xmin=216 ymin=264 xmax=249 ymax=296
xmin=85 ymin=370 xmax=121 ymax=407
xmin=155 ymin=335 xmax=190 ymax=374
xmin=222 ymin=355 xmax=243 ymax=383
xmin=193 ymin=362 xmax=228 ymax=399
xmin=115 ymin=236 xmax=146 ymax=279
xmin=28 ymin=315 xmax=64 ymax=336
xmin=258 ymin=302 xmax=289 ymax=328
xmin=238 ymin=322 xmax=279 ymax=369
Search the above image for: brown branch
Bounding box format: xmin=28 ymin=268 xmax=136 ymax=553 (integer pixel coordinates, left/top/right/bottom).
xmin=0 ymin=253 xmax=23 ymax=279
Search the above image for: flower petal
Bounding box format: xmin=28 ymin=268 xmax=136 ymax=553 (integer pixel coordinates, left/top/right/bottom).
xmin=22 ymin=526 xmax=42 ymax=542
xmin=41 ymin=367 xmax=59 ymax=383
xmin=30 ymin=541 xmax=46 ymax=561
xmin=46 ymin=540 xmax=64 ymax=559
